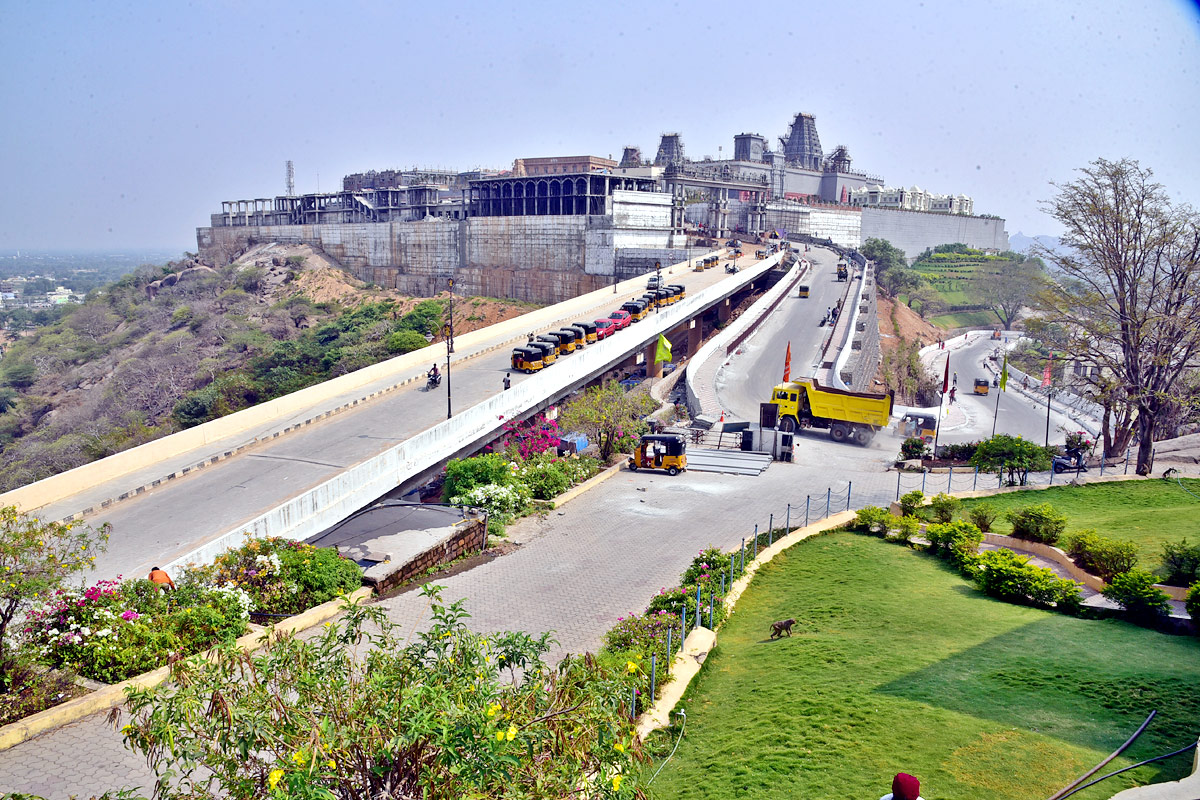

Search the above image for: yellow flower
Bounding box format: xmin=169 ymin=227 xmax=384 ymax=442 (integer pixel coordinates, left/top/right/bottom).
xmin=326 ymin=759 xmax=336 ymax=769
xmin=496 ymin=730 xmax=505 ymax=741
xmin=268 ymin=769 xmax=284 ymax=789
xmin=625 ymin=661 xmax=639 ymax=674
xmin=487 ymin=703 xmax=501 ymax=718
xmin=505 ymin=724 xmax=517 ymax=741
xmin=121 ymin=724 xmax=134 ymax=734
xmin=291 ymin=750 xmax=305 ymax=765
xmin=612 ymin=775 xmax=623 ymax=791
xmin=614 ymin=742 xmax=625 ymax=753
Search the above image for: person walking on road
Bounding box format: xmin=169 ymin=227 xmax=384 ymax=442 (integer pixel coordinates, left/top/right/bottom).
xmin=949 ymin=386 xmax=957 ymax=404
xmin=952 ymin=372 xmax=958 ymax=387
xmin=503 ymin=373 xmax=511 ymax=391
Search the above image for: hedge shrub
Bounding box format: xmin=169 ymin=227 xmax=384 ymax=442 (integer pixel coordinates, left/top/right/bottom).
xmin=1160 ymin=539 xmax=1200 ymax=587
xmin=898 ymin=490 xmax=925 ymax=518
xmin=1006 ymin=503 xmax=1067 ymax=545
xmin=851 ymin=506 xmax=892 ymax=535
xmin=1102 ymin=569 xmax=1171 ymax=622
xmin=1062 ymin=529 xmax=1138 ymax=582
xmin=888 ymin=516 xmax=921 ymax=545
xmin=966 ymin=501 xmax=999 ymax=532
xmin=928 ymin=493 xmax=960 ymax=523
xmin=926 ymin=520 xmax=984 ymax=568
xmin=973 ymin=548 xmax=1081 ymax=613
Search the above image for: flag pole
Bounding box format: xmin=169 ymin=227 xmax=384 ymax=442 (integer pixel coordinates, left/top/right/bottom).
xmin=932 ymin=353 xmax=950 ymax=457
xmin=992 ymin=383 xmax=1002 ymax=436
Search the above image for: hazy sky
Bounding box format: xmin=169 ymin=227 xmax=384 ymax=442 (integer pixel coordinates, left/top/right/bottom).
xmin=1 ymin=0 xmax=1197 ymax=253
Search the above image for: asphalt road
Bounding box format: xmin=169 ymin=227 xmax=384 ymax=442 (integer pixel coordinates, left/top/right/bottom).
xmin=929 ymin=332 xmax=1082 ymax=447
xmin=715 ymin=247 xmax=852 ymax=422
xmin=56 ymin=250 xmax=769 ymax=581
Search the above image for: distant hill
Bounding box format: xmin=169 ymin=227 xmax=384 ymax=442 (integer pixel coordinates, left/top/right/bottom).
xmin=1008 ymin=232 xmax=1067 ymax=258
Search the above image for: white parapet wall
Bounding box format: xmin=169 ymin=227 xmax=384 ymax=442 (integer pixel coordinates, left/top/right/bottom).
xmin=165 ymin=253 xmax=786 ymax=570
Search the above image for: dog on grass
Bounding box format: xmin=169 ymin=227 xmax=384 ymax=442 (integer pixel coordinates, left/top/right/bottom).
xmin=769 ymin=619 xmax=796 ymax=639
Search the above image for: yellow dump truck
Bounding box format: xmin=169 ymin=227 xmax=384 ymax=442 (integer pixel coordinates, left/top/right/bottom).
xmin=768 ymin=378 xmax=893 ymax=445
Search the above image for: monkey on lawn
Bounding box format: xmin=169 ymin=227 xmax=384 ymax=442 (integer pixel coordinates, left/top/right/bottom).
xmin=769 ymin=619 xmax=796 ymax=639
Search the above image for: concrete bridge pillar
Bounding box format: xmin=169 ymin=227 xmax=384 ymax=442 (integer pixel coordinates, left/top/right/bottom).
xmin=686 ymin=319 xmax=702 ymax=358
xmin=718 ymin=298 xmax=732 ymax=324
xmin=645 ymin=341 xmax=663 ymax=379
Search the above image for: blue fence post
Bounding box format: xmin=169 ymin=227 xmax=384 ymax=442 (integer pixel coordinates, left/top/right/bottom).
xmin=921 ymin=470 xmax=927 ymax=494
xmin=1125 ymin=448 xmax=1130 ymax=475
xmin=768 ymin=514 xmax=774 ymax=545
xmin=666 ymin=627 xmax=672 ymax=660
xmin=785 ymin=503 xmax=791 ymax=532
xmin=740 ymin=539 xmax=745 ymax=573
xmin=1050 ymin=466 xmax=1054 ymax=486
xmin=948 ymin=466 xmax=953 ymax=492
xmin=709 ymin=593 xmax=715 ymax=628
xmin=752 ymin=525 xmax=759 ymax=559
xmin=1100 ymin=457 xmax=1104 ymax=476
xmin=896 ymin=471 xmax=901 ymax=501
xmin=973 ymin=465 xmax=978 ymax=491
xmin=631 ymin=686 xmax=637 ymax=720
xmin=805 ymin=496 xmax=811 ymax=526
xmin=696 ymin=584 xmax=702 ymax=628
xmin=825 ymin=488 xmax=831 ymax=518
xmin=729 ymin=554 xmax=735 ymax=583
xmin=681 ymin=607 xmax=686 ymax=639
xmin=847 ymin=481 xmax=852 ymax=510
xmin=650 ymin=653 xmax=656 ymax=705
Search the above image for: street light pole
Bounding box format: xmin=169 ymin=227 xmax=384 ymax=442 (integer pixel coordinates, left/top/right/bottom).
xmin=655 ymin=261 xmax=661 ymax=314
xmin=445 ymin=277 xmax=454 ymax=420
xmin=1045 ymin=387 xmax=1054 ymax=448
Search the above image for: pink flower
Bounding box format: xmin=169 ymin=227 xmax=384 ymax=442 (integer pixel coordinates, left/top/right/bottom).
xmin=121 ymin=610 xmax=140 ymax=621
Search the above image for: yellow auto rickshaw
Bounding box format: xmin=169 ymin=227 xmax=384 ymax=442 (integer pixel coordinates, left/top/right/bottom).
xmin=901 ymin=413 xmax=937 ymax=443
xmin=573 ymin=320 xmax=598 ymax=344
xmin=798 ymin=285 xmax=810 ymax=298
xmin=629 ymin=433 xmax=687 ymax=475
xmin=973 ymin=378 xmax=990 ymax=396
xmin=528 ymin=339 xmax=557 ymax=365
xmin=536 ymin=334 xmax=566 ymax=359
xmin=511 ymin=347 xmax=544 ymax=374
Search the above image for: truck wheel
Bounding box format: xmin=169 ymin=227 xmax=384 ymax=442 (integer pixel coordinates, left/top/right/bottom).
xmin=830 ymin=424 xmax=848 ymax=443
xmin=779 ymin=416 xmax=797 ymax=432
xmin=668 ymin=466 xmax=679 ymax=476
xmin=854 ymin=429 xmax=872 ymax=446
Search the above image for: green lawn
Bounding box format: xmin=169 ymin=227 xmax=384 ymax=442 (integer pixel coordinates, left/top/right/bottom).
xmin=957 ymin=478 xmax=1200 ymax=570
xmin=929 ymin=310 xmax=1001 ymax=329
xmin=644 ymin=534 xmax=1200 ymax=800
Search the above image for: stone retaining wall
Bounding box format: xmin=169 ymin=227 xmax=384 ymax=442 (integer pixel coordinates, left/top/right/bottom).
xmin=366 ymin=518 xmax=488 ymax=594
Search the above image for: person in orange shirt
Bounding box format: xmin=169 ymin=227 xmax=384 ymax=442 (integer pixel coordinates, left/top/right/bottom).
xmin=148 ymin=567 xmax=176 ymax=591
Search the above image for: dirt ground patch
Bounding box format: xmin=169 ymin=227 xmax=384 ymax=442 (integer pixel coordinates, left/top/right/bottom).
xmin=875 ymin=296 xmax=942 ymax=386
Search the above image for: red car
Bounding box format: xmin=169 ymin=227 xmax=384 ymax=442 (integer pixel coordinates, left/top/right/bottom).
xmin=607 ymin=310 xmax=631 ymax=330
xmin=594 ymin=318 xmax=616 ymax=340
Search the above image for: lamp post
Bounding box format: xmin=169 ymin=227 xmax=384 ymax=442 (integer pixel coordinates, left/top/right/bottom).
xmin=1044 ymin=387 xmax=1054 ymax=448
xmin=655 ymin=261 xmax=661 ymax=314
xmin=446 ymin=278 xmax=455 ymax=354
xmin=444 ymin=278 xmax=454 ymax=420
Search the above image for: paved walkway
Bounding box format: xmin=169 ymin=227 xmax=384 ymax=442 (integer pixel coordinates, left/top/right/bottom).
xmin=0 ymin=439 xmax=903 ymax=796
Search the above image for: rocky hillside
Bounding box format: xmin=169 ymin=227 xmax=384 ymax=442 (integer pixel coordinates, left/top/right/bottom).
xmin=0 ymin=244 xmax=538 ymax=492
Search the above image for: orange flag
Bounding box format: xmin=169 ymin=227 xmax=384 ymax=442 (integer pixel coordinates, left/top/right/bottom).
xmin=783 ymin=341 xmax=792 ymax=382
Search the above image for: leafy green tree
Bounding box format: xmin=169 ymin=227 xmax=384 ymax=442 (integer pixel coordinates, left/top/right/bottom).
xmin=119 ymin=586 xmax=646 ymax=799
xmin=1035 ymin=158 xmax=1200 ymax=474
xmin=1 ymin=361 xmax=37 ymax=389
xmin=557 ymin=381 xmax=656 ymax=462
xmin=860 ymin=238 xmax=908 ymax=287
xmin=0 ymin=506 xmax=109 ymax=690
xmin=969 ymin=434 xmax=1052 ymax=485
xmin=398 ymin=299 xmax=446 ymax=336
xmin=973 ymin=258 xmax=1045 ymax=329
xmin=386 ymin=329 xmax=428 ymax=354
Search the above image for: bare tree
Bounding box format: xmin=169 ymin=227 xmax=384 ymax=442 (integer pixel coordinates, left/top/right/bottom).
xmin=1036 ymin=158 xmax=1200 ymax=474
xmin=974 ymin=258 xmax=1045 ymax=329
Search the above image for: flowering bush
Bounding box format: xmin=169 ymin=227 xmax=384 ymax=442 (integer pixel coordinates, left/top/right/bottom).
xmin=186 ymin=537 xmax=362 ymax=615
xmin=451 ymin=482 xmax=531 ymax=516
xmin=515 ymin=453 xmax=599 ymax=500
xmin=493 ymin=413 xmax=561 ymax=460
xmin=602 ymin=609 xmax=680 ymax=714
xmin=21 ymin=577 xmax=250 ymax=683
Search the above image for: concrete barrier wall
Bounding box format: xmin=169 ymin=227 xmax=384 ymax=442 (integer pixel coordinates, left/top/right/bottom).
xmin=0 ymin=254 xmax=727 ymax=517
xmin=165 ymin=255 xmax=784 ymax=570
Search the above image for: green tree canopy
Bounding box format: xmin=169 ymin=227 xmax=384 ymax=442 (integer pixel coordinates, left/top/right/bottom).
xmin=968 ymin=434 xmax=1052 ymax=486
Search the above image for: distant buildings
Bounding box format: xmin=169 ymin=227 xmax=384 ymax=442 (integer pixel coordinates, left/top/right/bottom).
xmin=849 ymin=185 xmax=974 ymax=215
xmin=512 ymin=156 xmax=618 ymax=176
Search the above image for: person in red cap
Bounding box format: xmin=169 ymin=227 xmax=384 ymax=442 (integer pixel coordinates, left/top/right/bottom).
xmin=879 ymin=772 xmax=924 ymax=800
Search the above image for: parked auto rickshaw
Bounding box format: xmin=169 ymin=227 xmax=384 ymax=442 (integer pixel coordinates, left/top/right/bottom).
xmin=528 ymin=339 xmax=557 ymax=365
xmin=622 ymin=301 xmax=647 ymax=321
xmin=565 ymin=324 xmax=589 ymax=347
xmin=798 ymin=285 xmax=810 ymax=298
xmin=641 ymin=293 xmax=661 ymax=309
xmin=510 ymin=347 xmax=544 ymax=374
xmin=629 ymin=433 xmax=687 ymax=475
xmin=667 ymin=284 xmax=686 ymax=301
xmin=973 ymin=378 xmax=990 ymax=396
xmin=900 ymin=413 xmax=937 ymax=443
xmin=554 ymin=329 xmax=578 ymax=353
xmin=693 ymin=261 xmax=705 ymax=272
xmin=655 ymin=288 xmax=675 ymax=306
xmin=536 ymin=334 xmax=566 ymax=358
xmin=573 ymin=320 xmax=598 ymax=344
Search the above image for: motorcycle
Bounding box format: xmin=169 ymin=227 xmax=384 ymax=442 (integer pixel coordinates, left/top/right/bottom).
xmin=426 ymin=372 xmax=442 ymax=390
xmin=725 ymin=264 xmax=738 ymax=274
